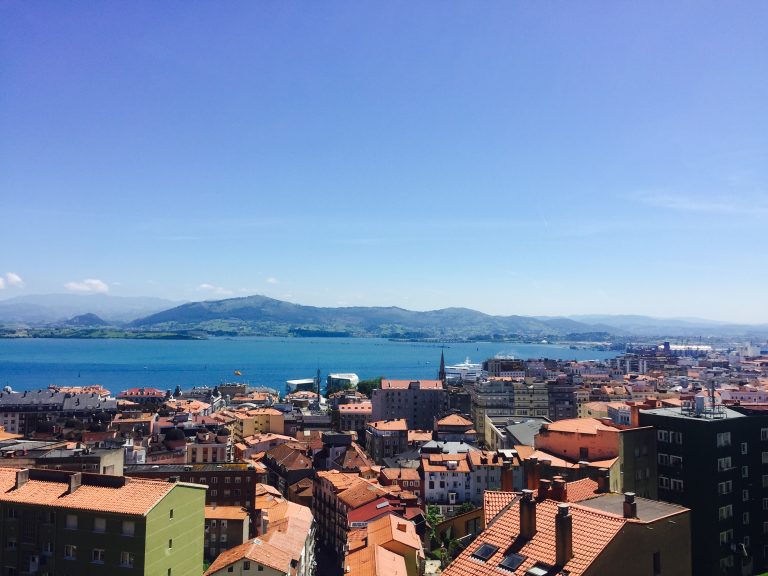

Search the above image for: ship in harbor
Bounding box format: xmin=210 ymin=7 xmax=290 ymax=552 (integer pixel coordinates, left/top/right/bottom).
xmin=444 ymin=357 xmax=484 ymax=383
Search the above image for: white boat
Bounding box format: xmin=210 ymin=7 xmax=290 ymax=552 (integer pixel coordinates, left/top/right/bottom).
xmin=445 ymin=357 xmax=484 ymax=383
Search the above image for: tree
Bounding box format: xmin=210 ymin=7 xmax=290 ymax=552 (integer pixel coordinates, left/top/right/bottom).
xmin=356 ymin=377 xmax=382 ymax=398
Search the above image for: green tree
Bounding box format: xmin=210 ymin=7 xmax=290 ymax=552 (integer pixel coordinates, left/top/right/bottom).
xmin=357 ymin=377 xmax=382 ymax=398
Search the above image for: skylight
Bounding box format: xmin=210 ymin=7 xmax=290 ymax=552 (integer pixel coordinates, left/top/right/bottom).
xmin=499 ymin=553 xmax=526 ymax=572
xmin=472 ymin=543 xmax=499 ymax=562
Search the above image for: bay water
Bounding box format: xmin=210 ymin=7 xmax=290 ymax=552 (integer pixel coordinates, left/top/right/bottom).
xmin=0 ymin=337 xmax=617 ymax=395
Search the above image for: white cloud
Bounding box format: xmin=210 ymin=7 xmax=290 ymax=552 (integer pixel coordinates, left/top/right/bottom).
xmin=266 ymin=277 xmax=279 ymax=285
xmin=5 ymin=272 xmax=24 ymax=287
xmin=197 ymin=283 xmax=234 ymax=296
xmin=0 ymin=277 xmax=4 ymax=289
xmin=65 ymin=278 xmax=110 ymax=293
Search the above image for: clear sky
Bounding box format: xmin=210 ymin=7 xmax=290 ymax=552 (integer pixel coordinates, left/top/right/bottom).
xmin=1 ymin=2 xmax=767 ymax=323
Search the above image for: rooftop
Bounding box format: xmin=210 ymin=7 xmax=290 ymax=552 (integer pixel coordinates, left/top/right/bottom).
xmin=379 ymin=379 xmax=444 ymax=390
xmin=576 ymin=492 xmax=688 ymax=522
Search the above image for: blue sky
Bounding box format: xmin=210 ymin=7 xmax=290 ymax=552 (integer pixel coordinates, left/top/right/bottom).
xmin=1 ymin=2 xmax=767 ymax=322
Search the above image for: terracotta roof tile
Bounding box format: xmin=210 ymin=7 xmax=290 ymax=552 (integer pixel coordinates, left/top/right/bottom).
xmin=444 ymin=498 xmax=625 ymax=576
xmin=368 ymin=419 xmax=408 ymax=431
xmin=436 ymin=414 xmax=473 ymax=427
xmin=0 ymin=468 xmax=184 ymax=516
xmin=380 ymin=379 xmax=444 ymax=390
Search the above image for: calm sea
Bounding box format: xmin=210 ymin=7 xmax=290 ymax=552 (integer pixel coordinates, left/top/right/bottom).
xmin=0 ymin=337 xmax=617 ymax=395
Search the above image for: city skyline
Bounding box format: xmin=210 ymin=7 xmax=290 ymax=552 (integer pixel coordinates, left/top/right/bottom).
xmin=2 ymin=2 xmax=767 ymax=323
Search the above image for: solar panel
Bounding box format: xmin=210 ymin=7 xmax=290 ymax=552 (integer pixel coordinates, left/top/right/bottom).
xmin=472 ymin=543 xmax=500 ymax=561
xmin=499 ymin=553 xmax=526 ymax=572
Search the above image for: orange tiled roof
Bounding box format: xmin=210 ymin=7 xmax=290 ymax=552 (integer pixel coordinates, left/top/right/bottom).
xmin=205 ymin=506 xmax=249 ymax=521
xmin=422 ymin=453 xmax=470 ymax=473
xmin=380 ymin=379 xmax=444 ymax=390
xmin=204 ymin=537 xmax=293 ymax=575
xmin=436 ymin=414 xmax=473 ymax=427
xmin=483 ymin=491 xmax=517 ymax=524
xmin=317 ymin=470 xmax=362 ymax=492
xmin=443 ymin=498 xmax=626 ymax=576
xmin=380 ymin=467 xmax=421 ymax=481
xmin=408 ymin=430 xmax=433 ymax=443
xmin=368 ymin=419 xmax=408 ymax=431
xmin=338 ymin=478 xmax=389 ymax=509
xmin=545 ymin=418 xmax=617 ymax=435
xmin=468 ymin=450 xmax=503 ymax=467
xmin=0 ymin=468 xmax=187 ymax=516
xmin=367 ymin=513 xmax=422 ymax=551
xmin=344 ymin=544 xmax=408 ymax=576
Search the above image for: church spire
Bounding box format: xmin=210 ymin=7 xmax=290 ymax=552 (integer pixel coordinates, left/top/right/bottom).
xmin=438 ymin=349 xmax=446 ymax=382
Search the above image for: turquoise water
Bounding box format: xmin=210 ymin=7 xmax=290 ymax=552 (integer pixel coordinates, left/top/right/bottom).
xmin=0 ymin=337 xmax=617 ymax=394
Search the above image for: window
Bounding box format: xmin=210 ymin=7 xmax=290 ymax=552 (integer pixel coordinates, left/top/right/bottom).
xmin=742 ymin=466 xmax=749 ymax=478
xmin=122 ymin=520 xmax=135 ymax=537
xmin=657 ymin=430 xmax=669 ymax=442
xmin=653 ymin=551 xmax=661 ymax=576
xmin=6 ymin=537 xmax=16 ymax=550
xmin=670 ymin=455 xmax=683 ymax=467
xmin=743 ymin=512 xmax=750 ymax=525
xmin=168 ymin=539 xmax=173 ymax=549
xmin=743 ymin=489 xmax=750 ymax=502
xmin=761 ymin=428 xmax=768 ymax=441
xmin=670 ymin=479 xmax=684 ymax=491
xmin=244 ymin=561 xmax=251 ymax=570
xmin=94 ymin=518 xmax=106 ymax=533
xmin=717 ymin=432 xmax=732 ymax=448
xmin=763 ymin=498 xmax=768 ymax=511
xmin=762 ymin=452 xmax=768 ymax=464
xmin=66 ymin=514 xmax=78 ymax=530
xmin=169 ymin=509 xmax=174 ymax=519
xmin=674 ymin=431 xmax=683 ymax=445
xmin=763 ymin=475 xmax=768 ymax=488
xmin=92 ymin=549 xmax=105 ymax=563
xmin=64 ymin=544 xmax=77 ymax=560
xmin=658 ymin=453 xmax=669 ymax=465
xmin=718 ymin=505 xmax=733 ymax=521
xmin=742 ymin=443 xmax=748 ymax=455
xmin=120 ymin=552 xmax=135 ymax=568
xmin=6 ymin=508 xmax=18 ymax=519
xmin=210 ymin=489 xmax=218 ymax=497
xmin=720 ymin=530 xmax=734 ymax=545
xmin=718 ymin=457 xmax=732 ymax=472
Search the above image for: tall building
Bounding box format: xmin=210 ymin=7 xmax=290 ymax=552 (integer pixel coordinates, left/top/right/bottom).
xmin=371 ymin=380 xmax=449 ymax=431
xmin=0 ymin=467 xmax=205 ymax=576
xmin=639 ymin=394 xmax=768 ymax=576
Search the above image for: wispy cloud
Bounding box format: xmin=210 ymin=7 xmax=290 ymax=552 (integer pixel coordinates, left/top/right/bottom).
xmin=197 ymin=283 xmax=234 ymax=296
xmin=0 ymin=277 xmax=4 ymax=289
xmin=65 ymin=278 xmax=109 ymax=293
xmin=629 ymin=189 xmax=768 ymax=216
xmin=266 ymin=277 xmax=279 ymax=285
xmin=5 ymin=272 xmax=24 ymax=287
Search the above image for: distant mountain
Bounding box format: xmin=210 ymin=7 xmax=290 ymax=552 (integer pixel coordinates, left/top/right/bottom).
xmin=59 ymin=313 xmax=110 ymax=327
xmin=131 ymin=295 xmax=583 ymax=338
xmin=0 ymin=294 xmax=183 ymax=324
xmin=565 ymin=314 xmax=768 ymax=338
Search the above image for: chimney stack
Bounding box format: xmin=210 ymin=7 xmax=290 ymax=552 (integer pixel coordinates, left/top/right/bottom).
xmin=596 ymin=468 xmax=610 ymax=493
xmin=538 ymin=478 xmax=552 ymax=500
xmin=67 ymin=472 xmax=82 ymax=494
xmin=525 ymin=457 xmax=539 ymax=489
xmin=551 ymin=476 xmax=568 ymax=502
xmin=555 ymin=503 xmax=573 ymax=566
xmin=520 ymin=489 xmax=536 ymax=539
xmin=261 ymin=510 xmax=269 ymax=535
xmin=623 ymin=492 xmax=637 ymax=519
xmin=14 ymin=469 xmax=29 ymax=490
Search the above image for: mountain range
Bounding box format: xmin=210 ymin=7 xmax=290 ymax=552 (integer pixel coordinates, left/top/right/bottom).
xmin=1 ymin=293 xmax=767 ymax=339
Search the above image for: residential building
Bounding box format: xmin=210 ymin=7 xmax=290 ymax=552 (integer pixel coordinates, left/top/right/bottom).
xmin=204 ymin=484 xmax=315 ymax=576
xmin=366 ymin=419 xmax=408 ymax=464
xmin=262 ymin=443 xmax=314 ymax=496
xmin=204 ymin=506 xmax=250 ymax=564
xmin=371 ymin=379 xmax=449 ymax=431
xmin=469 ymin=378 xmax=517 ymax=439
xmin=639 ymin=395 xmax=768 ymax=575
xmin=0 ymin=390 xmax=119 ymax=435
xmin=343 ymin=514 xmax=425 ymax=576
xmin=337 ymin=400 xmax=372 ymax=438
xmin=442 ymin=487 xmax=691 ymax=576
xmin=0 ymin=467 xmax=205 ymax=576
xmin=124 ymin=462 xmax=264 ymax=508
xmin=435 ymin=414 xmax=477 ymax=443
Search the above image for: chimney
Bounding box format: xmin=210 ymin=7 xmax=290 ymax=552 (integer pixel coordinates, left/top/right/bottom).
xmin=67 ymin=472 xmax=82 ymax=494
xmin=555 ymin=503 xmax=573 ymax=566
xmin=596 ymin=468 xmax=610 ymax=493
xmin=551 ymin=476 xmax=568 ymax=502
xmin=537 ymin=478 xmax=552 ymax=500
xmin=525 ymin=457 xmax=538 ymax=489
xmin=520 ymin=489 xmax=536 ymax=539
xmin=623 ymin=492 xmax=637 ymax=519
xmin=261 ymin=510 xmax=269 ymax=535
xmin=15 ymin=469 xmax=29 ymax=490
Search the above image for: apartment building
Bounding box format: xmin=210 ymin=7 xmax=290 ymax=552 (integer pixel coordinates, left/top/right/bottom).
xmin=203 ymin=506 xmax=249 ymax=564
xmin=0 ymin=467 xmax=205 ymax=576
xmin=639 ymin=395 xmax=768 ymax=576
xmin=371 ymin=380 xmax=449 ymax=431
xmin=366 ymin=419 xmax=408 ymax=464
